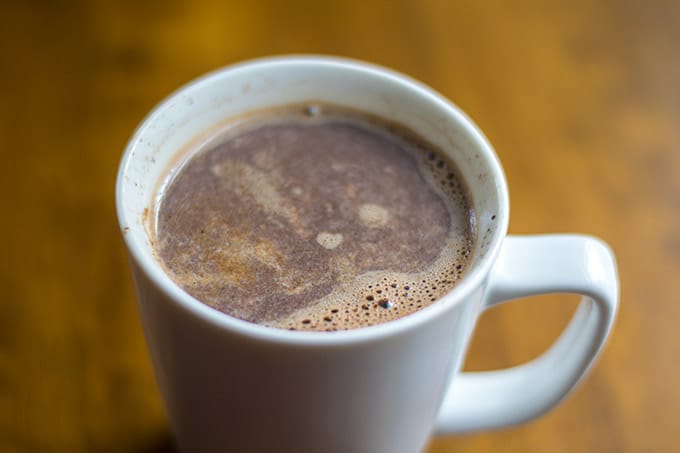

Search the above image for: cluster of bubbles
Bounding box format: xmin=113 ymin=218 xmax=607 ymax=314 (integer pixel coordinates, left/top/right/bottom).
xmin=267 ymin=257 xmax=469 ymax=331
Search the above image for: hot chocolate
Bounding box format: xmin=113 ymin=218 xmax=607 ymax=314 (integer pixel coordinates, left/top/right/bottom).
xmin=154 ymin=104 xmax=475 ymax=331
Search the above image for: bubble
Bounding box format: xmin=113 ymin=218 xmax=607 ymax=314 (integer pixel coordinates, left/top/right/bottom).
xmin=304 ymin=104 xmax=321 ymax=117
xmin=378 ymin=299 xmax=392 ymax=309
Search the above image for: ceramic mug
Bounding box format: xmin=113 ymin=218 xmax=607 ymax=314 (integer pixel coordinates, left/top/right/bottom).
xmin=116 ymin=56 xmax=618 ymax=453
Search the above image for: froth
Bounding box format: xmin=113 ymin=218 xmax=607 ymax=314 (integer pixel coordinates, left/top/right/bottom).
xmin=155 ymin=103 xmax=475 ymax=331
xmin=266 ymin=239 xmax=471 ymax=331
xmin=358 ymin=203 xmax=389 ymax=228
xmin=316 ymin=232 xmax=344 ymax=249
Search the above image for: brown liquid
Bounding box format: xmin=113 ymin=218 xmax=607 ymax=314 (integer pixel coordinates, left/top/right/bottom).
xmin=155 ymin=104 xmax=474 ymax=331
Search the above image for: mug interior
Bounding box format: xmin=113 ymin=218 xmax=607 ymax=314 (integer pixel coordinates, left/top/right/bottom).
xmin=116 ymin=56 xmax=509 ymax=340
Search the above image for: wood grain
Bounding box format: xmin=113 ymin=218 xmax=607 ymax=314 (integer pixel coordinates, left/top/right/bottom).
xmin=1 ymin=0 xmax=678 ymax=451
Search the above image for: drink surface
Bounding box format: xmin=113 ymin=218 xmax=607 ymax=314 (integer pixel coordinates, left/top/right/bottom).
xmin=155 ymin=104 xmax=474 ymax=331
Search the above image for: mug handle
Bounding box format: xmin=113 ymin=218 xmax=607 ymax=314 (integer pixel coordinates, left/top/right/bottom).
xmin=435 ymin=235 xmax=619 ymax=434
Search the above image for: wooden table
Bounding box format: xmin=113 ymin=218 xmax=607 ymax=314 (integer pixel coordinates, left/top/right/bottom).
xmin=1 ymin=1 xmax=678 ymax=451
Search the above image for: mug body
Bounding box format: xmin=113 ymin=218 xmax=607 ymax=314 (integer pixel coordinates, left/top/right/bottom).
xmin=117 ymin=56 xmax=508 ymax=453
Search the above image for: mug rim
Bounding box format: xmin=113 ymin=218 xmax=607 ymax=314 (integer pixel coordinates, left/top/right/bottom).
xmin=116 ymin=55 xmax=509 ymax=346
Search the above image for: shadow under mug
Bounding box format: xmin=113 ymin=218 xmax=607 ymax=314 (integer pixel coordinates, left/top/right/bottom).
xmin=116 ymin=56 xmax=619 ymax=453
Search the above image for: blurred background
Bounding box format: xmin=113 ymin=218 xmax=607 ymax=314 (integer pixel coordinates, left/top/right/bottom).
xmin=1 ymin=0 xmax=679 ymax=451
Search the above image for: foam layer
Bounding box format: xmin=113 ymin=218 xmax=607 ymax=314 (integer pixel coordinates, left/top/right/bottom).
xmin=155 ymin=104 xmax=474 ymax=331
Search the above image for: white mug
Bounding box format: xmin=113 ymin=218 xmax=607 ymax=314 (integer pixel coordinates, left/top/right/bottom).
xmin=116 ymin=56 xmax=618 ymax=453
